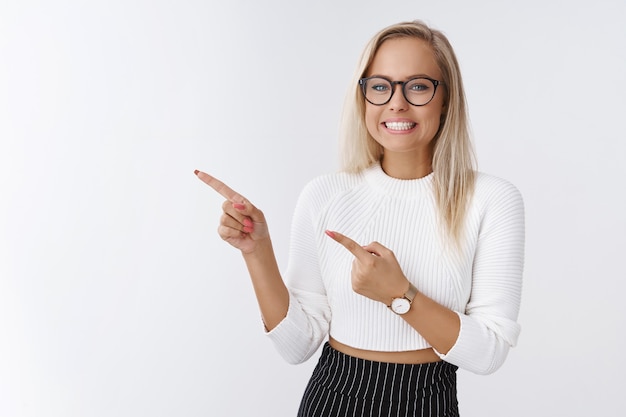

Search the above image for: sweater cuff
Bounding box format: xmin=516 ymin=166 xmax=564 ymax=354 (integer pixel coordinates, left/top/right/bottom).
xmin=264 ymin=292 xmax=321 ymax=364
xmin=433 ymin=311 xmax=521 ymax=375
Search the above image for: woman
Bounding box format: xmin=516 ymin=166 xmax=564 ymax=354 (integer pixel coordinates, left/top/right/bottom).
xmin=195 ymin=20 xmax=524 ymax=417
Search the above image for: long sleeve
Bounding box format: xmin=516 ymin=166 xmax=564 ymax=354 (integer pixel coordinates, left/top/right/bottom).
xmin=435 ymin=176 xmax=525 ymax=374
xmin=264 ymin=178 xmax=334 ymax=364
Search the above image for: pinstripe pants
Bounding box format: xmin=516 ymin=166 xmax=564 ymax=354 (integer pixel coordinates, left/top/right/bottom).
xmin=297 ymin=342 xmax=459 ymax=417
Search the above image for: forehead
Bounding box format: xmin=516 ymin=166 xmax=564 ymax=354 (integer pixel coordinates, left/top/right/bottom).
xmin=367 ymin=37 xmax=441 ymax=79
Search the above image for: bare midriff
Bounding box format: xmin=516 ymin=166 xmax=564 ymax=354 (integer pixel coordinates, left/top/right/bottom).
xmin=328 ymin=337 xmax=441 ymax=364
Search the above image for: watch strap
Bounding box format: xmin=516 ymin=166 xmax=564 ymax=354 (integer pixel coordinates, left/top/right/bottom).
xmin=404 ymin=282 xmax=418 ymax=303
xmin=388 ymin=282 xmax=418 ymax=309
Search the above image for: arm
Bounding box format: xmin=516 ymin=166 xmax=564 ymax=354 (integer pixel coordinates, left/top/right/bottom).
xmin=241 ymin=236 xmax=290 ymax=331
xmin=264 ymin=180 xmax=331 ymax=363
xmin=436 ymin=181 xmax=525 ymax=374
xmin=194 ymin=170 xmax=289 ymax=330
xmin=195 ymin=170 xmax=331 ymax=363
xmin=324 ymin=231 xmax=461 ymax=354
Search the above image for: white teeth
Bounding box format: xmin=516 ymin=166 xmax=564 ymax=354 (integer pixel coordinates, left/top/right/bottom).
xmin=385 ymin=122 xmax=416 ymax=131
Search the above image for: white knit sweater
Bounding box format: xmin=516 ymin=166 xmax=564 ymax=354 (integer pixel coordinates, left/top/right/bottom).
xmin=266 ymin=163 xmax=525 ymax=375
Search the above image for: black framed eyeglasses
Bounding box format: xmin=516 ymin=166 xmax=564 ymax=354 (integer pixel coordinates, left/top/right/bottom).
xmin=358 ymin=76 xmax=443 ymax=107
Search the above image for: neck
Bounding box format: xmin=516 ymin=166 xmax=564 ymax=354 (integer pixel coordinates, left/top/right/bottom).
xmin=380 ymin=152 xmax=433 ymax=180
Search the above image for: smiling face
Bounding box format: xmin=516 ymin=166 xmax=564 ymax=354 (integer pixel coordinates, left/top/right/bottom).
xmin=364 ymin=37 xmax=446 ymax=176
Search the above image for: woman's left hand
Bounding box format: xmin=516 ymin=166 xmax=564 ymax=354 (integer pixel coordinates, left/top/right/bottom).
xmin=325 ymin=230 xmax=411 ymax=305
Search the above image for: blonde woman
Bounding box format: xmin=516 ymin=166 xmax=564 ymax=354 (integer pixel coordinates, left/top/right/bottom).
xmin=196 ymin=20 xmax=524 ymax=417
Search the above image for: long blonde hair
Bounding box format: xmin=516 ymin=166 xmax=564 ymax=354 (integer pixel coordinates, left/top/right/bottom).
xmin=339 ymin=20 xmax=476 ymax=244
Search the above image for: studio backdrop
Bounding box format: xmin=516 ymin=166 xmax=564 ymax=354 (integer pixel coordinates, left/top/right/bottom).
xmin=1 ymin=1 xmax=625 ymax=416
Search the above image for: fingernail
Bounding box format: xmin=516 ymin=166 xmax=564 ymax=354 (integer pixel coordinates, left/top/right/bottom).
xmin=194 ymin=169 xmax=199 ymax=175
xmin=233 ymin=203 xmax=245 ymax=210
xmin=325 ymin=230 xmax=335 ymax=238
xmin=243 ymin=226 xmax=254 ymax=233
xmin=243 ymin=218 xmax=252 ymax=227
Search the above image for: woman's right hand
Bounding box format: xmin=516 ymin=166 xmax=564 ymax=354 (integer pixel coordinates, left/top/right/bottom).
xmin=194 ymin=169 xmax=269 ymax=254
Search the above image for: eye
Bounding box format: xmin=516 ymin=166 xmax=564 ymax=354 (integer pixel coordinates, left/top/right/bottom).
xmin=370 ymin=82 xmax=390 ymax=92
xmin=406 ymin=80 xmax=431 ymax=92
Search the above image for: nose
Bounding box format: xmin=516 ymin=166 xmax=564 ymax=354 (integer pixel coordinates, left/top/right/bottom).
xmin=388 ymin=82 xmax=408 ymax=111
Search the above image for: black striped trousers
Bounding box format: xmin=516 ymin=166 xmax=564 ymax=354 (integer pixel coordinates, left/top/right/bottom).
xmin=297 ymin=342 xmax=459 ymax=417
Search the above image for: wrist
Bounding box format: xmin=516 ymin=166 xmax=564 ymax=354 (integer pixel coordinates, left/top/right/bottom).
xmin=386 ymin=278 xmax=410 ymax=305
xmin=241 ymin=237 xmax=273 ymax=257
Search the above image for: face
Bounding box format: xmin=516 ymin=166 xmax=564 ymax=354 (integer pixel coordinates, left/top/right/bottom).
xmin=364 ymin=37 xmax=446 ymax=160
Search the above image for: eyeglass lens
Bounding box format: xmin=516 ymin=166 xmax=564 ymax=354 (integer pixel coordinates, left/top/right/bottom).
xmin=362 ymin=77 xmax=437 ymax=106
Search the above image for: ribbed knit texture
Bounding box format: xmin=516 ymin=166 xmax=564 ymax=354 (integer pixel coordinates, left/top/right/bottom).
xmin=267 ymin=163 xmax=525 ymax=375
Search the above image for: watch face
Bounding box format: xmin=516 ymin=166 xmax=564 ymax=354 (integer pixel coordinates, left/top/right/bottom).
xmin=391 ymin=298 xmax=410 ymax=315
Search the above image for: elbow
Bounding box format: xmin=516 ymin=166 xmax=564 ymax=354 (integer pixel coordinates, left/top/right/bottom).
xmin=471 ymin=357 xmax=507 ymax=375
xmin=466 ymin=339 xmax=512 ymax=375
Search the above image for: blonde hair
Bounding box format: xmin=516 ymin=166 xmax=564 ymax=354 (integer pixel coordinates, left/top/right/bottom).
xmin=339 ymin=20 xmax=476 ymax=244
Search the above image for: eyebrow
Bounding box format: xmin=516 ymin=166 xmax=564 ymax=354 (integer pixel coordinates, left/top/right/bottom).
xmin=367 ymin=73 xmax=436 ymax=80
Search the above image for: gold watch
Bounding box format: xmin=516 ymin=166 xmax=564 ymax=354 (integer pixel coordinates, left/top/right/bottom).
xmin=389 ymin=282 xmax=418 ymax=315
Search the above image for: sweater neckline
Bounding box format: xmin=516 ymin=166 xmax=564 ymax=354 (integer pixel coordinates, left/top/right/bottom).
xmin=363 ymin=162 xmax=434 ymax=198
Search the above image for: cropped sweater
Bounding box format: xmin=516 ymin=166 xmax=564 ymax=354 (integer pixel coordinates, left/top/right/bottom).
xmin=266 ymin=163 xmax=525 ymax=375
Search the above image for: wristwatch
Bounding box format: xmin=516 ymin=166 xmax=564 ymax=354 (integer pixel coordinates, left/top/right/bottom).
xmin=389 ymin=282 xmax=418 ymax=315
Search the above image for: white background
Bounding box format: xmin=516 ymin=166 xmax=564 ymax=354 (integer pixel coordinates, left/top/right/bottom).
xmin=1 ymin=0 xmax=625 ymax=416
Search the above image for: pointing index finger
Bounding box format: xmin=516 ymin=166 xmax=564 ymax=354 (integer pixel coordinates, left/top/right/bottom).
xmin=325 ymin=230 xmax=371 ymax=261
xmin=194 ymin=169 xmax=245 ymax=203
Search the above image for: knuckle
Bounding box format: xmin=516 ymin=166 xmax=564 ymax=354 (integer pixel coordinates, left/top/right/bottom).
xmin=252 ymin=207 xmax=265 ymax=219
xmin=362 ymin=257 xmax=377 ymax=268
xmin=217 ymin=225 xmax=228 ymax=239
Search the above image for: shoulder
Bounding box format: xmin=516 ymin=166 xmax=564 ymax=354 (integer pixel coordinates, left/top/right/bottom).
xmin=291 ymin=170 xmax=368 ymax=222
xmin=473 ymin=172 xmax=524 ymax=208
xmin=470 ymin=172 xmax=525 ymax=231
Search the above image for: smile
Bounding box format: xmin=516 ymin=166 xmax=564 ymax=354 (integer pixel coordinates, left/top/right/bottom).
xmin=384 ymin=121 xmax=416 ymax=131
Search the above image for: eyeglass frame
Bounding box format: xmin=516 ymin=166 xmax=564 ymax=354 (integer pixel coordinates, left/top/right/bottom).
xmin=358 ymin=76 xmax=444 ymax=107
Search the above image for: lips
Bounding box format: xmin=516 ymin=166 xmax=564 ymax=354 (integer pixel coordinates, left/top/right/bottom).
xmin=384 ymin=121 xmax=416 ymax=131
